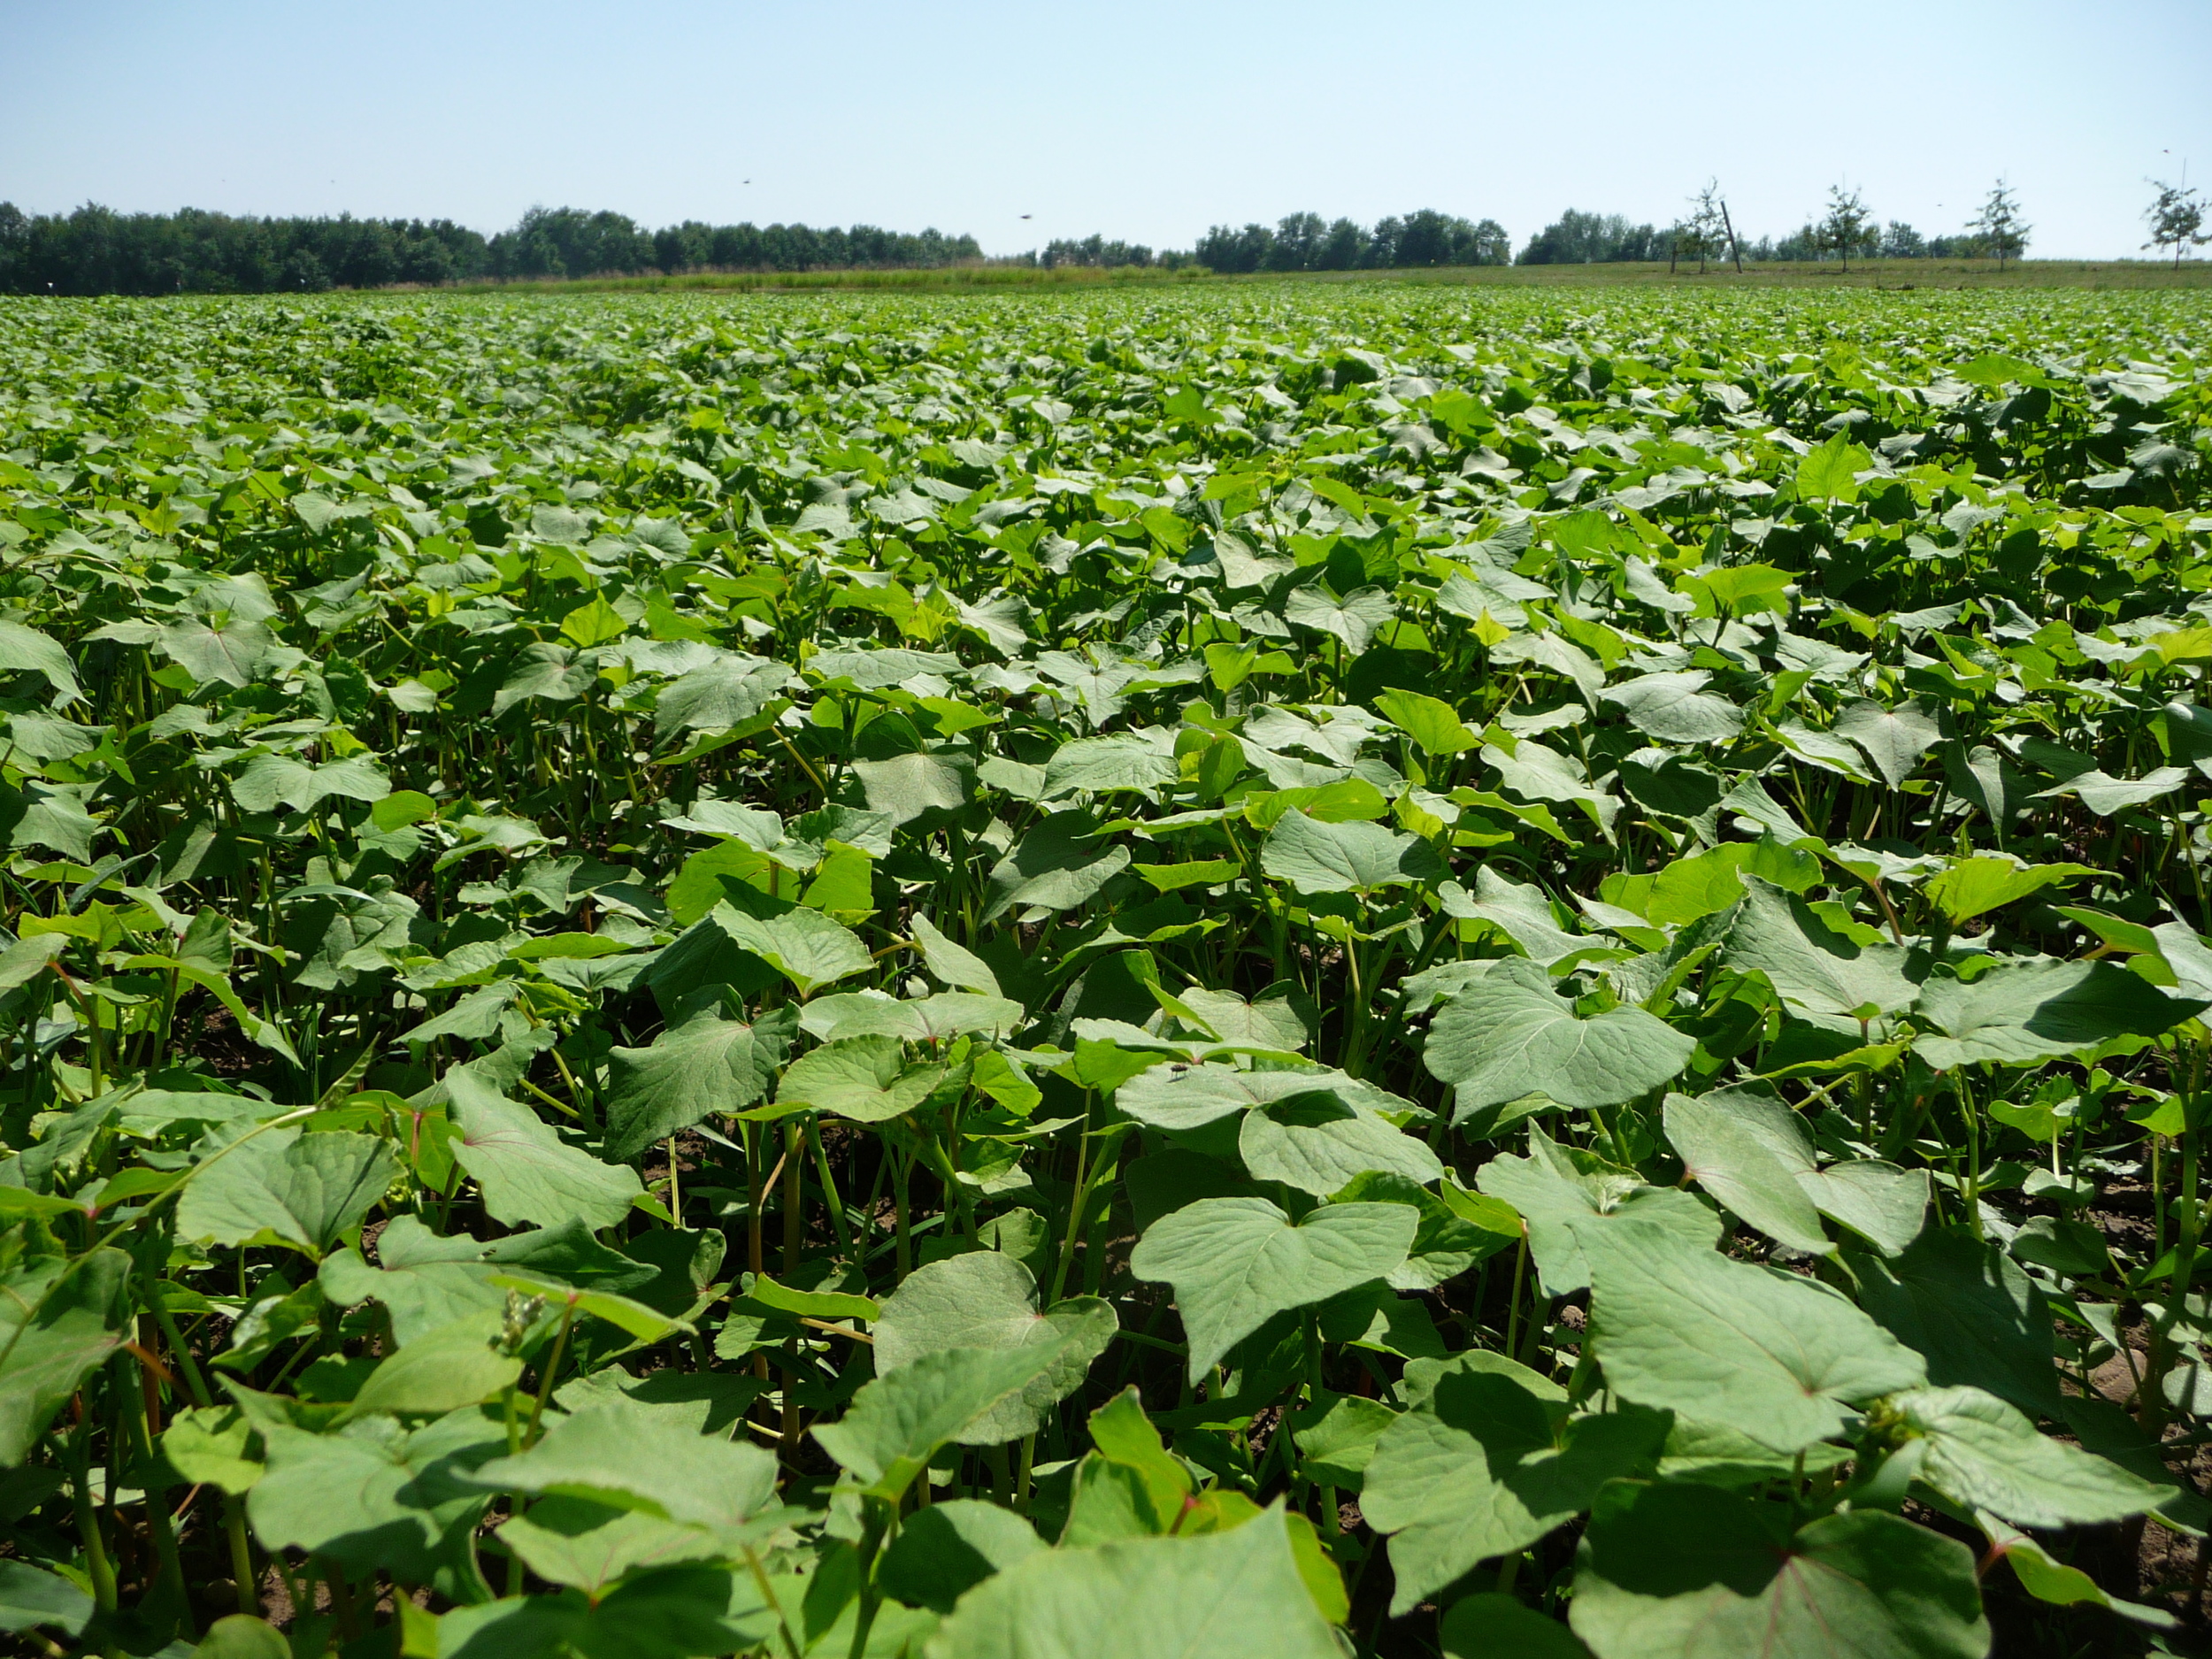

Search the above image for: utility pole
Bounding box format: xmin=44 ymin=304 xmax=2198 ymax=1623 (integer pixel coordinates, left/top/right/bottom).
xmin=1719 ymin=197 xmax=1744 ymax=273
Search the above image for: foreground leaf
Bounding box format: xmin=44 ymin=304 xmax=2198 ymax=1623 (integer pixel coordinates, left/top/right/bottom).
xmin=1425 ymin=959 xmax=1694 ymax=1118
xmin=1130 ymin=1197 xmax=1416 ymax=1379
xmin=927 ymin=1506 xmax=1340 ymax=1659
xmin=0 ymin=1247 xmax=132 ymax=1464
xmin=448 ymin=1068 xmax=642 ymax=1231
xmin=813 ymin=1344 xmax=1070 ymax=1498
xmin=1570 ymin=1480 xmax=1987 ymax=1659
xmin=1363 ymin=1355 xmax=1667 ymax=1611
xmin=603 ymin=999 xmax=784 ymax=1159
xmin=873 ymin=1254 xmax=1115 ymax=1443
xmin=1576 ymin=1217 xmax=1924 ymax=1453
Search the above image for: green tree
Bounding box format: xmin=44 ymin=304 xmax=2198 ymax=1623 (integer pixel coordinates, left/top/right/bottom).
xmin=1818 ymin=184 xmax=1871 ymax=273
xmin=1968 ymin=178 xmax=2030 ymax=272
xmin=2143 ymin=178 xmax=2208 ymax=270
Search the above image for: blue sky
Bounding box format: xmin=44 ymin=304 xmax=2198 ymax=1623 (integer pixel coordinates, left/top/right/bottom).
xmin=5 ymin=0 xmax=2208 ymax=259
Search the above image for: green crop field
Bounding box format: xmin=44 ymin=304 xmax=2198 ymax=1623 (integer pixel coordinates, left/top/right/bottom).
xmin=1 ymin=280 xmax=2210 ymax=1658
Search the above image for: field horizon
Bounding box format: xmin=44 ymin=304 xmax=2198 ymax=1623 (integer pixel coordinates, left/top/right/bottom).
xmin=380 ymin=256 xmax=2212 ymax=299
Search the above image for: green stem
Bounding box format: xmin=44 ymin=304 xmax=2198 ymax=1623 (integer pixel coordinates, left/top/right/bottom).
xmin=1503 ymin=1233 xmax=1529 ymax=1363
xmin=810 ymin=1119 xmax=856 ymax=1258
xmin=1957 ymin=1071 xmax=1984 ymax=1240
xmin=1048 ymin=1108 xmax=1094 ymax=1306
xmin=526 ymin=1304 xmax=577 ymax=1446
xmin=741 ymin=1544 xmax=804 ymax=1659
xmin=67 ymin=1423 xmax=119 ymax=1619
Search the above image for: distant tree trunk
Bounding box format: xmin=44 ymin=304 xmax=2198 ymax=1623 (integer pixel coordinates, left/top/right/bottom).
xmin=1721 ymin=201 xmax=1744 ymax=273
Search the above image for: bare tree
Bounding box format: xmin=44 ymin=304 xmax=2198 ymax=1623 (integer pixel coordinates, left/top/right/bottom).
xmin=1968 ymin=178 xmax=2030 ymax=273
xmin=2144 ymin=178 xmax=2209 ymax=270
xmin=1819 ymin=185 xmax=1871 ymax=273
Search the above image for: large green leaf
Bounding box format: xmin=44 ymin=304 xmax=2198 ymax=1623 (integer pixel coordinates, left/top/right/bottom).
xmin=1912 ymin=957 xmax=2200 ymax=1069
xmin=471 ymin=1398 xmax=780 ymax=1528
xmin=0 ymin=1247 xmax=131 ymax=1465
xmin=1834 ymin=699 xmax=1942 ymax=788
xmin=1042 ymin=733 xmax=1179 ymax=798
xmin=448 ymin=1068 xmax=642 ymax=1231
xmin=2034 ymin=765 xmax=2189 ymax=817
xmin=1569 ymin=1481 xmax=1987 ymax=1659
xmin=248 ymin=1406 xmax=506 ymax=1601
xmin=928 ymin=1506 xmax=1341 ymax=1659
xmin=872 ymin=1253 xmax=1116 ymax=1442
xmin=161 ymin=1404 xmax=262 ymax=1494
xmin=1115 ymin=1062 xmax=1373 ymax=1131
xmin=1129 ymin=1197 xmax=1416 ymax=1379
xmin=1601 ymin=672 xmax=1744 ymax=745
xmin=1161 ymin=982 xmax=1310 ymax=1050
xmin=773 ymin=1034 xmax=946 ymax=1123
xmin=1363 ymin=1356 xmax=1667 ymax=1611
xmin=654 ymin=658 xmax=794 ymax=734
xmin=1335 ymin=1171 xmax=1518 ymax=1289
xmin=1449 ymin=867 xmax=1610 ymax=965
xmin=1724 ymin=879 xmax=1921 ymax=1033
xmin=319 ymin=1216 xmax=651 ymax=1345
xmin=1262 ymin=810 xmax=1443 ymax=894
xmin=1978 ymin=1514 xmax=2177 ymax=1630
xmin=1663 ymin=1085 xmax=1924 ymax=1256
xmin=342 ymin=1311 xmax=523 ymax=1419
xmin=158 ymin=616 xmax=280 ymax=687
xmin=910 ymin=912 xmax=1002 ymax=995
xmin=982 ymin=810 xmax=1131 ymax=922
xmin=603 ymin=999 xmax=784 ymax=1160
xmin=0 ymin=623 xmax=81 ymax=703
xmin=496 ymin=1496 xmax=728 ymax=1594
xmin=1424 ymin=958 xmax=1694 ymax=1118
xmin=1439 ymin=1593 xmax=1589 ymax=1658
xmin=0 ymin=778 xmax=98 ymax=862
xmin=1887 ymin=1386 xmax=2165 ymax=1527
xmin=812 ymin=1344 xmax=1069 ymax=1498
xmin=427 ymin=1571 xmax=763 ymax=1659
xmin=1376 ymin=688 xmax=1480 ymax=755
xmin=1576 ymin=1217 xmax=1924 ymax=1453
xmin=799 ymin=989 xmax=1027 ymax=1044
xmin=230 ymin=753 xmax=392 ymax=815
xmin=173 ymin=1128 xmax=396 ymax=1256
xmin=1794 ymin=433 xmax=1873 ymax=503
xmin=1237 ymin=1096 xmax=1445 ymax=1195
xmin=711 ymin=902 xmax=872 ymax=995
xmin=1286 ymin=584 xmax=1394 ymax=654
xmin=1477 ymin=1126 xmax=1720 ymax=1296
xmin=0 ymin=1560 xmax=93 ymax=1637
xmin=1923 ymin=856 xmax=2093 ymax=926
xmin=877 ymin=1499 xmax=1043 ymax=1614
xmin=1851 ymin=1230 xmax=2061 ymax=1417
xmin=853 ymin=751 xmax=977 ymax=824
xmin=1661 ymin=1090 xmax=1832 ymax=1256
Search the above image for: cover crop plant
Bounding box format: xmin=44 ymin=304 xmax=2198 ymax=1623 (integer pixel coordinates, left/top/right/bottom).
xmin=0 ymin=281 xmax=2207 ymax=1657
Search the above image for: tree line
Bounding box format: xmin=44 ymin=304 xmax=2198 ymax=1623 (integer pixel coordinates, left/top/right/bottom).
xmin=1517 ymin=175 xmax=2211 ymax=273
xmin=1187 ymin=210 xmax=1512 ymax=273
xmin=0 ymin=203 xmax=985 ymax=296
xmin=1517 ymin=180 xmax=2035 ymax=270
xmin=3 ymin=177 xmax=2205 ymax=296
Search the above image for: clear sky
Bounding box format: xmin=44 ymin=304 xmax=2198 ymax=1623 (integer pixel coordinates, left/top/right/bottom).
xmin=5 ymin=0 xmax=2209 ymax=260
